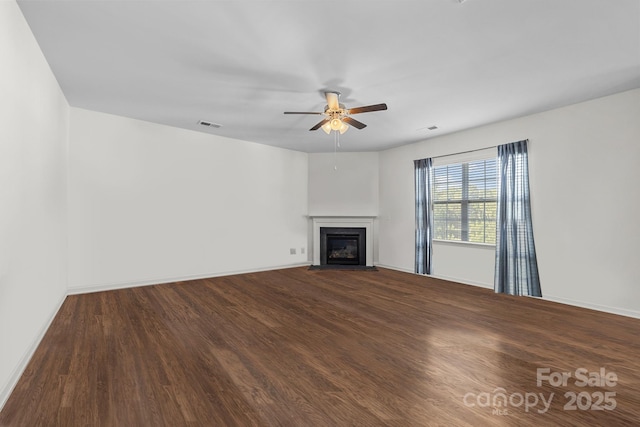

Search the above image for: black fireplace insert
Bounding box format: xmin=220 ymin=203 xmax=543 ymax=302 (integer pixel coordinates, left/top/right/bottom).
xmin=319 ymin=227 xmax=366 ymax=266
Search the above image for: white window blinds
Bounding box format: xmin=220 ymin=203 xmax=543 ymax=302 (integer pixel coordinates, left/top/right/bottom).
xmin=432 ymin=148 xmax=497 ymax=244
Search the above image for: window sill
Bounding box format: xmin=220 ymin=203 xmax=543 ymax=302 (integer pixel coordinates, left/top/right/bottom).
xmin=433 ymin=239 xmax=495 ymax=249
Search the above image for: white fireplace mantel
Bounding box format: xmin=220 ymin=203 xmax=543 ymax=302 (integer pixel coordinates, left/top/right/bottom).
xmin=310 ymin=216 xmax=376 ymax=266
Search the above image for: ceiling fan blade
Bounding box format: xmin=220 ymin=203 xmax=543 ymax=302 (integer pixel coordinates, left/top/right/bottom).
xmin=310 ymin=118 xmax=330 ymax=131
xmin=325 ymin=91 xmax=340 ymax=110
xmin=343 ymin=116 xmax=367 ymax=129
xmin=284 ymin=111 xmax=323 ymax=115
xmin=347 ymin=103 xmax=388 ymax=115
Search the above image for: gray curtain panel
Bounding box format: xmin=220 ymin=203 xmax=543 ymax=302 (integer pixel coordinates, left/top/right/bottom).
xmin=494 ymin=140 xmax=542 ymax=297
xmin=414 ymin=158 xmax=433 ymax=275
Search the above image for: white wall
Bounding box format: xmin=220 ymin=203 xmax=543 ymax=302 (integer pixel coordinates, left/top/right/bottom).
xmin=308 ymin=152 xmax=379 ymax=216
xmin=0 ymin=1 xmax=69 ymax=407
xmin=430 ymin=242 xmax=495 ymax=288
xmin=379 ymin=89 xmax=640 ymax=316
xmin=68 ymin=108 xmax=309 ymax=291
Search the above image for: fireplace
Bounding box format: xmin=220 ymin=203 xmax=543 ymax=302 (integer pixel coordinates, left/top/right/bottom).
xmin=311 ymin=216 xmax=375 ymax=267
xmin=320 ymin=227 xmax=366 ymax=266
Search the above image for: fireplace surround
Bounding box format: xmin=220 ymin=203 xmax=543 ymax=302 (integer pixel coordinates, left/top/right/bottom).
xmin=310 ymin=216 xmax=375 ymax=267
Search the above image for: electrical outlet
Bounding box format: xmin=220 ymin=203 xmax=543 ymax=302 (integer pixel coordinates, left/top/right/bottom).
xmin=290 ymin=248 xmax=296 ymax=255
xmin=301 ymin=247 xmax=305 ymax=254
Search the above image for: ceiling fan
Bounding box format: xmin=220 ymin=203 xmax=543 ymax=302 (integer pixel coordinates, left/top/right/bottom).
xmin=284 ymin=91 xmax=387 ymax=134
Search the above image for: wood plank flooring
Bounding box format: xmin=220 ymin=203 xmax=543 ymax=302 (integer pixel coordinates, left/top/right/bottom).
xmin=1 ymin=267 xmax=639 ymax=426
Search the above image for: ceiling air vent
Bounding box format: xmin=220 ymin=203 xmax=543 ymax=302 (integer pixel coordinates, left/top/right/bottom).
xmin=198 ymin=120 xmax=222 ymax=128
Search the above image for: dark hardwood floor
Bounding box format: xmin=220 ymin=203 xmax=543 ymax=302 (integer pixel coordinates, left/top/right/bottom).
xmin=1 ymin=267 xmax=639 ymax=426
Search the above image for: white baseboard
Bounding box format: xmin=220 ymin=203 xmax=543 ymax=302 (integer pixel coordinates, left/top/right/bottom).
xmin=543 ymin=294 xmax=640 ymax=319
xmin=374 ymin=263 xmax=493 ymax=289
xmin=375 ymin=264 xmax=640 ymax=319
xmin=0 ymin=293 xmax=67 ymax=412
xmin=428 ymin=273 xmax=493 ymax=289
xmin=374 ymin=263 xmax=414 ymax=274
xmin=67 ymin=262 xmax=312 ymax=295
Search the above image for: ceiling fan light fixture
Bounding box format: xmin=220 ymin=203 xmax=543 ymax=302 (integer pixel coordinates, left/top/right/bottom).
xmin=322 ymin=119 xmax=348 ymax=134
xmin=330 ymin=117 xmax=343 ymax=131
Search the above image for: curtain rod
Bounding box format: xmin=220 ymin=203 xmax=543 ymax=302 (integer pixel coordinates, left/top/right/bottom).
xmin=423 ymin=139 xmax=529 ymax=160
xmin=427 ymin=145 xmax=498 ymax=160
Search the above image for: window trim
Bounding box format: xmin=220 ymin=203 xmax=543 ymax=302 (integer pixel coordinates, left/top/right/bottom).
xmin=433 ymin=238 xmax=496 ymax=248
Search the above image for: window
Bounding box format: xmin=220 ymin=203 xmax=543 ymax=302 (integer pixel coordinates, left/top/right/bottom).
xmin=433 ymin=158 xmax=497 ymax=244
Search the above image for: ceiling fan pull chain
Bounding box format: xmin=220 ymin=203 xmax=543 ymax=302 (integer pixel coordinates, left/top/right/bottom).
xmin=334 ymin=131 xmax=338 ymax=171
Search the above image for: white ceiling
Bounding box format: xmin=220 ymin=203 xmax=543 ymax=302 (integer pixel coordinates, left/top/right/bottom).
xmin=17 ymin=0 xmax=640 ymax=153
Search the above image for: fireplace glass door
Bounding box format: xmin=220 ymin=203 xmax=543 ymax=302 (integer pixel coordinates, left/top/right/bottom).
xmin=326 ymin=234 xmax=360 ymax=265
